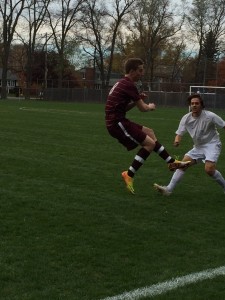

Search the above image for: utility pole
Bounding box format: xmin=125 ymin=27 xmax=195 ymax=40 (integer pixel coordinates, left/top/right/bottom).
xmin=44 ymin=33 xmax=48 ymax=89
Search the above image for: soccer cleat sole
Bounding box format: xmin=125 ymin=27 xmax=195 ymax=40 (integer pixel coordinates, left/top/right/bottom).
xmin=168 ymin=160 xmax=191 ymax=171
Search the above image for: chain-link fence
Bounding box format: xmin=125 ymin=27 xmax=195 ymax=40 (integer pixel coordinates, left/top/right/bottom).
xmin=41 ymin=88 xmax=225 ymax=109
xmin=8 ymin=86 xmax=225 ymax=110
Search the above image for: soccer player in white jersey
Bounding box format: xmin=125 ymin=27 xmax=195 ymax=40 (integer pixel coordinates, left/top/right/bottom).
xmin=154 ymin=93 xmax=225 ymax=195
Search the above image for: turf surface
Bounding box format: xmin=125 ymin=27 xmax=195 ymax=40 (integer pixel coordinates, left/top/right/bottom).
xmin=0 ymin=99 xmax=225 ymax=300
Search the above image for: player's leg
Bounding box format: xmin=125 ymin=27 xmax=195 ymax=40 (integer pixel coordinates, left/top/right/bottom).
xmin=142 ymin=126 xmax=174 ymax=161
xmin=204 ymin=141 xmax=225 ymax=192
xmin=126 ymin=135 xmax=154 ymax=178
xmin=166 ymin=156 xmax=195 ymax=191
xmin=142 ymin=126 xmax=190 ymax=170
xmin=122 ymin=125 xmax=165 ymax=193
xmin=205 ymin=161 xmax=225 ymax=191
xmin=119 ymin=122 xmax=153 ymax=194
xmin=142 ymin=126 xmax=157 ymax=141
xmin=122 ymin=145 xmax=152 ymax=194
xmin=154 ymin=155 xmax=195 ymax=195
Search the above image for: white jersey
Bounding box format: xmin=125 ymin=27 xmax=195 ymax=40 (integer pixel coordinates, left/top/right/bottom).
xmin=176 ymin=110 xmax=225 ymax=146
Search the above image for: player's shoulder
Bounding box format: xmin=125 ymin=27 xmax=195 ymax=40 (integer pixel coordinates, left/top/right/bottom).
xmin=182 ymin=111 xmax=192 ymax=120
xmin=116 ymin=76 xmax=132 ymax=87
xmin=203 ymin=110 xmax=217 ymax=117
xmin=201 ymin=110 xmax=225 ymax=123
xmin=203 ymin=109 xmax=212 ymax=114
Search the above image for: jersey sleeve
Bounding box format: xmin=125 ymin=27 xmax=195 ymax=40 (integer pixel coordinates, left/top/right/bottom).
xmin=175 ymin=115 xmax=188 ymax=136
xmin=211 ymin=112 xmax=225 ymax=128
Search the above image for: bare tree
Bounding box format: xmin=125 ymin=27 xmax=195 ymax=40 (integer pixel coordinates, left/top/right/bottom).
xmin=127 ymin=0 xmax=184 ymax=89
xmin=186 ymin=0 xmax=211 ymax=83
xmin=161 ymin=39 xmax=190 ymax=82
xmin=17 ymin=0 xmax=51 ymax=98
xmin=186 ymin=0 xmax=225 ymax=83
xmin=0 ymin=0 xmax=26 ymax=99
xmin=45 ymin=0 xmax=83 ymax=88
xmin=80 ymin=0 xmax=136 ymax=88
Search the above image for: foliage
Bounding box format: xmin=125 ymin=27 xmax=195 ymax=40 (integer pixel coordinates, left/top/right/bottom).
xmin=31 ymin=50 xmax=80 ymax=88
xmin=202 ymin=30 xmax=219 ymax=62
xmin=79 ymin=0 xmax=136 ymax=88
xmin=124 ymin=0 xmax=185 ymax=87
xmin=186 ymin=0 xmax=225 ymax=83
xmin=2 ymin=0 xmax=225 ymax=95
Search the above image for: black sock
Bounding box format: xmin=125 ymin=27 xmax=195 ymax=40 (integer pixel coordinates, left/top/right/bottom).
xmin=128 ymin=148 xmax=150 ymax=177
xmin=153 ymin=141 xmax=174 ymax=163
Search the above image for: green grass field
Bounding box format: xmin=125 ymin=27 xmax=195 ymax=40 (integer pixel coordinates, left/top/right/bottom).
xmin=1 ymin=99 xmax=225 ymax=300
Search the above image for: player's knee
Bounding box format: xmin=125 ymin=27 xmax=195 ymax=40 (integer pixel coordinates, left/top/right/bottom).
xmin=142 ymin=135 xmax=155 ymax=151
xmin=205 ymin=166 xmax=215 ymax=176
xmin=143 ymin=140 xmax=155 ymax=152
xmin=145 ymin=144 xmax=155 ymax=152
xmin=145 ymin=127 xmax=156 ymax=140
xmin=148 ymin=128 xmax=155 ymax=136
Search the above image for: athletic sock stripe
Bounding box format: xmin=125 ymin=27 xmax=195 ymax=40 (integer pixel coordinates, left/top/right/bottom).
xmin=129 ymin=166 xmax=135 ymax=173
xmin=135 ymin=155 xmax=145 ymax=164
xmin=166 ymin=156 xmax=172 ymax=163
xmin=156 ymin=146 xmax=164 ymax=154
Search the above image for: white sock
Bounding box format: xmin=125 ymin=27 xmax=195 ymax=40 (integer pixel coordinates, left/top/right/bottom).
xmin=212 ymin=170 xmax=225 ymax=190
xmin=167 ymin=169 xmax=185 ymax=192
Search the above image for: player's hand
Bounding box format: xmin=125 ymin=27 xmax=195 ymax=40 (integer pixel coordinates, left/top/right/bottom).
xmin=148 ymin=103 xmax=156 ymax=111
xmin=140 ymin=92 xmax=147 ymax=100
xmin=173 ymin=141 xmax=180 ymax=147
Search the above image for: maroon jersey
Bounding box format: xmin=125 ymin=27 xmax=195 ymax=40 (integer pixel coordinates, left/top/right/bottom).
xmin=105 ymin=77 xmax=140 ymax=127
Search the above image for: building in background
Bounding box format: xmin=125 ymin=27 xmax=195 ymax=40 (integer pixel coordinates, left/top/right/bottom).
xmin=75 ymin=67 xmax=122 ymax=89
xmin=0 ymin=68 xmax=19 ymax=95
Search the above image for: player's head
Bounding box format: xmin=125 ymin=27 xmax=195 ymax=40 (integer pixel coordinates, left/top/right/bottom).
xmin=124 ymin=58 xmax=144 ymax=82
xmin=187 ymin=94 xmax=205 ymax=109
xmin=124 ymin=58 xmax=144 ymax=74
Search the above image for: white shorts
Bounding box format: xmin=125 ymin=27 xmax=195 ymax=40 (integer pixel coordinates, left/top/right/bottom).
xmin=185 ymin=140 xmax=222 ymax=163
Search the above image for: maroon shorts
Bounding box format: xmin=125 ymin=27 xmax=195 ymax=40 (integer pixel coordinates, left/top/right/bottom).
xmin=107 ymin=119 xmax=146 ymax=151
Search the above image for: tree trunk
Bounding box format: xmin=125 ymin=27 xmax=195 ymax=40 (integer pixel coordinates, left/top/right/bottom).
xmin=1 ymin=60 xmax=8 ymax=99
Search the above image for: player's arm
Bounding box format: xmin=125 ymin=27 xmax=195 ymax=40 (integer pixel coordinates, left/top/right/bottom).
xmin=126 ymin=101 xmax=136 ymax=111
xmin=174 ymin=116 xmax=187 ymax=147
xmin=136 ymin=99 xmax=156 ymax=112
xmin=126 ymin=92 xmax=151 ymax=112
xmin=173 ymin=134 xmax=182 ymax=147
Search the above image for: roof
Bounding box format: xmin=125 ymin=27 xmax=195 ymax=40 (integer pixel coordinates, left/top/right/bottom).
xmin=0 ymin=68 xmax=18 ymax=80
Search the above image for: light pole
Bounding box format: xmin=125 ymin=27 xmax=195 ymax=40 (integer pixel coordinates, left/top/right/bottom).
xmin=44 ymin=33 xmax=48 ymax=89
xmin=216 ymin=52 xmax=220 ymax=85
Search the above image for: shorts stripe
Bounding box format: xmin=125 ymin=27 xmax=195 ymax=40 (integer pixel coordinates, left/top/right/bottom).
xmin=118 ymin=122 xmax=139 ymax=145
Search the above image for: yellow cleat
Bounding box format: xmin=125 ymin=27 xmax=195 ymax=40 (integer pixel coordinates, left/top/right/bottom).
xmin=121 ymin=171 xmax=135 ymax=194
xmin=168 ymin=160 xmax=191 ymax=171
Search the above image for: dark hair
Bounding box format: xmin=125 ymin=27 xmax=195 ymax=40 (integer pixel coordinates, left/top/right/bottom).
xmin=124 ymin=58 xmax=144 ymax=74
xmin=187 ymin=93 xmax=205 ymax=108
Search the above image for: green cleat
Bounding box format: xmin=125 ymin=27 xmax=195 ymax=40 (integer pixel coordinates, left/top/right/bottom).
xmin=121 ymin=171 xmax=135 ymax=194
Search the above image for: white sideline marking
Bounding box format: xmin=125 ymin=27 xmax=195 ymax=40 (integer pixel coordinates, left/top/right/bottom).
xmin=100 ymin=266 xmax=225 ymax=300
xmin=19 ymin=107 xmax=100 ymax=115
xmin=19 ymin=107 xmax=82 ymax=114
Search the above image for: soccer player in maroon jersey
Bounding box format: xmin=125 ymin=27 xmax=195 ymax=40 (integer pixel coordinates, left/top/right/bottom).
xmin=105 ymin=58 xmax=190 ymax=194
